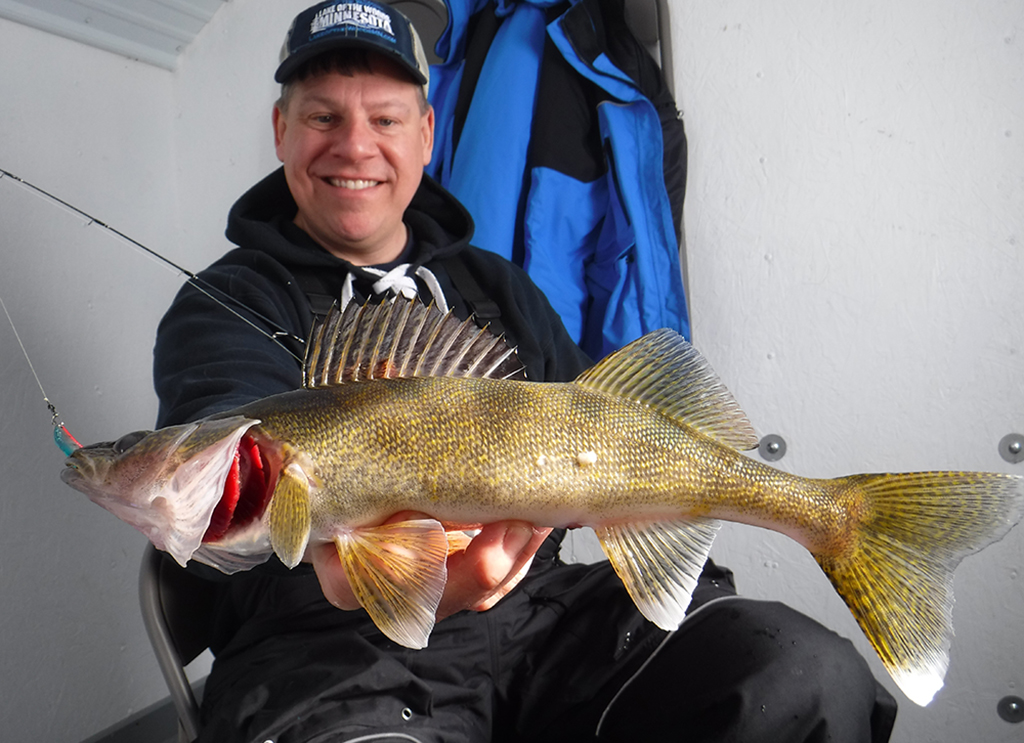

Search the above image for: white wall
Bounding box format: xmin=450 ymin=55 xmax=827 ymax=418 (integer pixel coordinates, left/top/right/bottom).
xmin=0 ymin=3 xmax=309 ymax=740
xmin=170 ymin=0 xmax=307 ymax=271
xmin=672 ymin=1 xmax=1023 ymax=741
xmin=1 ymin=0 xmax=1020 ymax=741
xmin=0 ymin=17 xmax=181 ymax=743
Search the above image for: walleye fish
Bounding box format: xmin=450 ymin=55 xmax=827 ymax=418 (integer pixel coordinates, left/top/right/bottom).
xmin=62 ymin=299 xmax=1023 ymax=706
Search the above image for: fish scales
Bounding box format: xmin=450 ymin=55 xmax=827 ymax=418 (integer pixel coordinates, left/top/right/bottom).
xmin=61 ymin=298 xmax=1024 ymax=706
xmin=235 ymin=376 xmax=848 ymax=546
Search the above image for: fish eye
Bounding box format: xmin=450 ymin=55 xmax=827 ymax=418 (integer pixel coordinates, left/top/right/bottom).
xmin=113 ymin=430 xmax=150 ymax=454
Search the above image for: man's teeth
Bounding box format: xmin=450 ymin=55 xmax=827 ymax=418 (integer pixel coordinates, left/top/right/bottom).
xmin=327 ymin=178 xmax=379 ymax=190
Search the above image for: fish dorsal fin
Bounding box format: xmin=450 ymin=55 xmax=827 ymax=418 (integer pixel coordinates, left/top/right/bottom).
xmin=574 ymin=329 xmax=759 ymax=451
xmin=303 ymin=299 xmax=525 ymax=388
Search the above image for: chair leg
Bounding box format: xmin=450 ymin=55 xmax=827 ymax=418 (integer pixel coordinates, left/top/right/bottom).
xmin=139 ymin=544 xmax=204 ymax=742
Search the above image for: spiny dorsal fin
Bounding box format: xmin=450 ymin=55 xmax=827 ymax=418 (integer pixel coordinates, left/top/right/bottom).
xmin=303 ymin=299 xmax=525 ymax=388
xmin=574 ymin=329 xmax=759 ymax=451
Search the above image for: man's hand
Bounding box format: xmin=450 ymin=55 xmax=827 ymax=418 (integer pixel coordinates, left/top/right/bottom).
xmin=308 ymin=512 xmax=552 ymax=620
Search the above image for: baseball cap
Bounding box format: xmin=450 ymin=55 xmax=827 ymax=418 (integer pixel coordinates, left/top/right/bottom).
xmin=276 ymin=1 xmax=430 ymax=96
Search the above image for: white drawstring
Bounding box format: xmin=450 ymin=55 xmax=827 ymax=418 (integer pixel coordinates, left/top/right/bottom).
xmin=339 ymin=264 xmax=449 ymax=313
xmin=371 ymin=264 xmax=419 ymax=299
xmin=411 ymin=266 xmax=449 ymax=313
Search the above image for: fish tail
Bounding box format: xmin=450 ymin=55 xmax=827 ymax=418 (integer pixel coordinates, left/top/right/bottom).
xmin=816 ymin=471 xmax=1023 ymax=706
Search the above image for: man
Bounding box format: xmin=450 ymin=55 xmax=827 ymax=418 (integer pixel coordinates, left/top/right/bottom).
xmin=153 ymin=2 xmax=897 ymax=741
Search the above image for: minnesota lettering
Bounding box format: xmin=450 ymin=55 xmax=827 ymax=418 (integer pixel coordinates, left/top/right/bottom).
xmin=311 ymin=3 xmax=394 ymax=36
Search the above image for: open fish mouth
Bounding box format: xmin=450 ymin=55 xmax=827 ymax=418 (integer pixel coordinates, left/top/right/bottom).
xmin=61 ymin=447 xmax=108 ymax=485
xmin=60 ymin=416 xmax=260 ymax=566
xmin=60 ymin=460 xmax=84 ymax=485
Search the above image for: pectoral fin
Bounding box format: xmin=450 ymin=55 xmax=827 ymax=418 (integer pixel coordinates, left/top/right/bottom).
xmin=269 ymin=462 xmax=312 ymax=568
xmin=444 ymin=529 xmax=475 ymax=555
xmin=596 ymin=517 xmax=721 ymax=631
xmin=333 ymin=519 xmax=449 ymax=649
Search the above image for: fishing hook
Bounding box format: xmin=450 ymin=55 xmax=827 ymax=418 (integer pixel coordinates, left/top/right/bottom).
xmin=0 ymin=291 xmax=81 ymax=454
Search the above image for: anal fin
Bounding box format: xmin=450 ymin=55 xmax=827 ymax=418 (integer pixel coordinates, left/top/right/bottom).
xmin=596 ymin=517 xmax=721 ymax=630
xmin=269 ymin=462 xmax=312 ymax=568
xmin=333 ymin=518 xmax=449 ymax=649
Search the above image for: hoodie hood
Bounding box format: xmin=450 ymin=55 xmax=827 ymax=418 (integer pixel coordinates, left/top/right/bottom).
xmin=224 ymin=167 xmax=476 ymax=272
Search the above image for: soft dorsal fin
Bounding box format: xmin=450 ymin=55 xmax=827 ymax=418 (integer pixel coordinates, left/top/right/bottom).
xmin=303 ymin=299 xmax=525 ymax=388
xmin=574 ymin=329 xmax=759 ymax=451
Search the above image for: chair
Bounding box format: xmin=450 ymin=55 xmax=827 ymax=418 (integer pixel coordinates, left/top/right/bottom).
xmin=139 ymin=543 xmax=222 ymax=743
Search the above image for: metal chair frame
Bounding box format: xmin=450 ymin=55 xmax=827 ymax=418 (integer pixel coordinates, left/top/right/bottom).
xmin=139 ymin=543 xmax=213 ymax=743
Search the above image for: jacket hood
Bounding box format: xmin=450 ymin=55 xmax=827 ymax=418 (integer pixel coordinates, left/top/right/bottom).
xmin=224 ymin=167 xmax=476 ymax=270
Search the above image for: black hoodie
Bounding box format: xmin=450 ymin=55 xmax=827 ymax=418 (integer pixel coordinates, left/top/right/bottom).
xmin=150 ymin=170 xmax=749 ymax=743
xmin=154 ymin=167 xmax=591 ymax=428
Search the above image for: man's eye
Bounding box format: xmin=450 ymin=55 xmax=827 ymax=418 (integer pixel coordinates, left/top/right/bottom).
xmin=377 ymin=117 xmax=396 ymax=127
xmin=312 ymin=114 xmax=333 ymax=124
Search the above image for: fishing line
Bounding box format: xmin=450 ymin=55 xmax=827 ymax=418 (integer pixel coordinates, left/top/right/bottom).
xmin=0 ymin=168 xmax=305 ymax=363
xmin=0 ymin=291 xmax=81 ymax=455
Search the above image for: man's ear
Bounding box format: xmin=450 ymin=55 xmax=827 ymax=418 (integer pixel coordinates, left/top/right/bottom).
xmin=421 ymin=105 xmax=435 ymax=167
xmin=273 ymin=105 xmax=287 ymax=162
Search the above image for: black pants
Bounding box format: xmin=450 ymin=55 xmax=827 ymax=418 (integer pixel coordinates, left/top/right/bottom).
xmin=197 ymin=552 xmax=896 ymax=743
xmin=591 ymin=599 xmax=897 ymax=742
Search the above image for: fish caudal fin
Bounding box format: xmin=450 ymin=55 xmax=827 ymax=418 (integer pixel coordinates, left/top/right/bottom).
xmin=596 ymin=517 xmax=721 ymax=630
xmin=333 ymin=519 xmax=449 ymax=649
xmin=268 ymin=462 xmax=312 ymax=568
xmin=816 ymin=471 xmax=1024 ymax=706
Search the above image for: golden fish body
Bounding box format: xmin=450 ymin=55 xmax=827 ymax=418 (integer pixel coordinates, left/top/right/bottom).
xmin=243 ymin=376 xmax=840 ymax=551
xmin=62 ymin=299 xmax=1024 ymax=707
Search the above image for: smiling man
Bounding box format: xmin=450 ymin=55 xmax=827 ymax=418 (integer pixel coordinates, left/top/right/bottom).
xmin=273 ymin=53 xmax=434 ymax=263
xmin=152 ymin=2 xmax=896 ymax=741
xmin=154 ymin=2 xmax=595 ymax=739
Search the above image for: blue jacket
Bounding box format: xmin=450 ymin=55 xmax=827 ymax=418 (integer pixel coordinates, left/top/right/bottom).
xmin=428 ymin=0 xmax=689 ymax=358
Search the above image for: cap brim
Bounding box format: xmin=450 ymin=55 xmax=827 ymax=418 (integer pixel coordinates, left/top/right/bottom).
xmin=274 ymin=37 xmax=429 ymax=85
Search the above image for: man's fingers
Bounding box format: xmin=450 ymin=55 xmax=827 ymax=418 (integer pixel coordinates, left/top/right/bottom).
xmin=310 ymin=518 xmax=552 ymax=620
xmin=309 ymin=511 xmax=433 ymax=610
xmin=439 ymin=522 xmax=552 ymax=619
xmin=470 ymin=524 xmax=552 ymax=610
xmin=310 ymin=540 xmax=361 ymax=610
xmin=471 ymin=552 xmax=536 ymax=612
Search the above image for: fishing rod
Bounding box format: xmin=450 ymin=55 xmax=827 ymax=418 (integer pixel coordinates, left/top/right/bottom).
xmin=1 ymin=167 xmax=309 ymax=454
xmin=0 ymin=168 xmax=306 ymax=362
